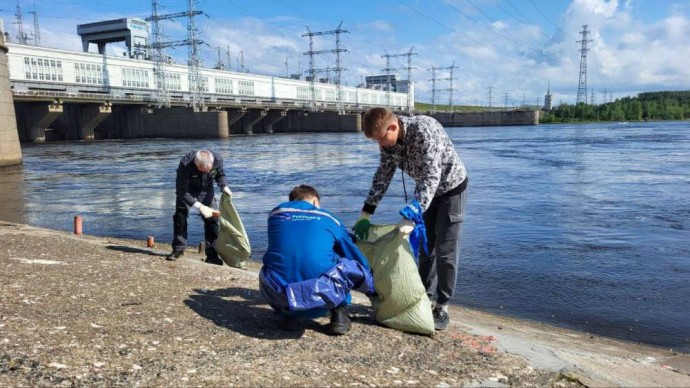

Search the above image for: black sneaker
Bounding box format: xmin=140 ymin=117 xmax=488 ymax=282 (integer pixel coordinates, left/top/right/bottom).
xmin=433 ymin=307 xmax=449 ymax=331
xmin=279 ymin=315 xmax=302 ymax=331
xmin=166 ymin=251 xmax=183 ymax=261
xmin=326 ymin=307 xmax=351 ymax=335
xmin=204 ymin=256 xmax=223 ymax=266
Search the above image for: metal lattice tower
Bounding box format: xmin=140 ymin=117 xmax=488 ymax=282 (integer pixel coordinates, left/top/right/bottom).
xmin=29 ymin=0 xmax=40 ymax=46
xmin=429 ymin=64 xmax=458 ymax=112
xmin=428 ymin=66 xmax=438 ymax=113
xmin=14 ymin=2 xmax=29 ymax=44
xmin=215 ymin=47 xmax=225 ymax=70
xmin=381 ymin=47 xmax=417 ymax=111
xmin=148 ymin=0 xmax=168 ymax=108
xmin=487 ymin=86 xmax=494 ymax=110
xmin=439 ymin=63 xmax=458 ymax=112
xmin=333 ymin=22 xmax=347 ymax=111
xmin=382 ymin=51 xmax=394 ymax=107
xmin=302 ymin=22 xmax=349 ymax=111
xmin=284 ymin=49 xmax=289 ymax=77
xmin=187 ymin=0 xmax=204 ymax=111
xmin=146 ymin=0 xmax=203 ymax=109
xmin=576 ymin=24 xmax=592 ymax=105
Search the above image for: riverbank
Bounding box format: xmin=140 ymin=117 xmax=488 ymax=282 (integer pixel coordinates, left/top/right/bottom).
xmin=1 ymin=222 xmax=688 ymax=387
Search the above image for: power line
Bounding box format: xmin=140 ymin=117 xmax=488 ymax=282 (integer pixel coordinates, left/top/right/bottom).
xmin=525 ymin=0 xmax=562 ymax=32
xmin=440 ymin=0 xmax=530 ymax=48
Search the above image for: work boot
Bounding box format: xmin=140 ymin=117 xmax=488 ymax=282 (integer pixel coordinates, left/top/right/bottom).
xmin=165 ymin=251 xmax=183 ymax=261
xmin=433 ymin=307 xmax=449 ymax=331
xmin=326 ymin=307 xmax=351 ymax=335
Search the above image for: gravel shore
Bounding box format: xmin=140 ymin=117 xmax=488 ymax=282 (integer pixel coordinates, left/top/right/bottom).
xmin=1 ymin=222 xmax=688 ymax=387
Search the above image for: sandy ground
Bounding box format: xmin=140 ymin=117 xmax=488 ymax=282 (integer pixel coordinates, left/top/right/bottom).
xmin=1 ymin=222 xmax=688 ymax=387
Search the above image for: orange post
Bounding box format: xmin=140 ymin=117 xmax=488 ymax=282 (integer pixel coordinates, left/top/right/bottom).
xmin=74 ymin=216 xmax=83 ymax=235
xmin=147 ymin=236 xmax=155 ymax=248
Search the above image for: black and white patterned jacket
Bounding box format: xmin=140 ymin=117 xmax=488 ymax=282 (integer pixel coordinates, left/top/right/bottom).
xmin=363 ymin=115 xmax=467 ymax=214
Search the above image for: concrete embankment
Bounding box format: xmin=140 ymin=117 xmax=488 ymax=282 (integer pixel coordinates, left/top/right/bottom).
xmin=431 ymin=110 xmax=540 ymax=127
xmin=1 ymin=222 xmax=689 ymax=387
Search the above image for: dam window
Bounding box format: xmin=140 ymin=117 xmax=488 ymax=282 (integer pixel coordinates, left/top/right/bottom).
xmin=296 ymin=86 xmax=310 ymax=100
xmin=238 ymin=80 xmax=255 ymax=96
xmin=215 ymin=78 xmax=233 ymax=94
xmin=74 ymin=62 xmax=104 ymax=85
xmin=164 ymin=72 xmax=182 ymax=91
xmin=122 ymin=67 xmax=150 ymax=88
xmin=23 ymin=56 xmax=64 ymax=83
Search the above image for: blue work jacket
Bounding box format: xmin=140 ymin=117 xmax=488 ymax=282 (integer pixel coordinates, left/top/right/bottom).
xmin=259 ymin=200 xmax=374 ymax=316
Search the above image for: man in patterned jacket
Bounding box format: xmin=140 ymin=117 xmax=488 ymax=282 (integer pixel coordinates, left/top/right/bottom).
xmin=353 ymin=107 xmax=468 ymax=330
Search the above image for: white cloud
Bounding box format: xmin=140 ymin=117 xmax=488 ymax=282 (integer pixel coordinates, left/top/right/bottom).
xmin=356 ymin=20 xmax=395 ymax=33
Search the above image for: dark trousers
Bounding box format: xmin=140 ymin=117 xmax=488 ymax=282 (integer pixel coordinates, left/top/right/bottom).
xmin=418 ymin=184 xmax=468 ymax=307
xmin=172 ymin=198 xmax=220 ymax=262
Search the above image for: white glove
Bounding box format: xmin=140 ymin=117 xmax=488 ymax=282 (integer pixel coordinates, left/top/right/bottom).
xmin=397 ymin=218 xmax=415 ymax=235
xmin=223 ymin=186 xmax=232 ymax=197
xmin=198 ymin=204 xmax=214 ymax=219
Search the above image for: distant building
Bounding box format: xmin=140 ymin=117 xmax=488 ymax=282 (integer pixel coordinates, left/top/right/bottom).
xmin=366 ymin=74 xmax=397 ymax=91
xmin=77 ymin=18 xmax=150 ymax=59
xmin=395 ymin=79 xmax=411 ymax=94
xmin=543 ymin=81 xmax=553 ymax=111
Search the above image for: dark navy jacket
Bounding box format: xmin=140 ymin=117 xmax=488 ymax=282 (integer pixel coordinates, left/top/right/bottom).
xmin=175 ymin=150 xmax=228 ymax=207
xmin=259 ymin=200 xmax=374 ymax=316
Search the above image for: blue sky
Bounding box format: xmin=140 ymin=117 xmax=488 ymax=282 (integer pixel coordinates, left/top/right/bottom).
xmin=2 ymin=0 xmax=689 ymax=105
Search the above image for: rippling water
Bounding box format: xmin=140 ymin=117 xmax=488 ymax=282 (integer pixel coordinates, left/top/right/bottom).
xmin=2 ymin=121 xmax=689 ymax=352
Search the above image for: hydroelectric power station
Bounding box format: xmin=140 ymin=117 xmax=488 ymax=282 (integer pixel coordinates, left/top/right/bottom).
xmin=0 ymin=16 xmax=538 ymax=167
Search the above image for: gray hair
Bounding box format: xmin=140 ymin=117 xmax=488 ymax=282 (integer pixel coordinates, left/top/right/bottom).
xmin=194 ymin=150 xmax=214 ymax=170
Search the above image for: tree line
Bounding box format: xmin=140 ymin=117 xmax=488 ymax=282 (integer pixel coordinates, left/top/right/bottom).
xmin=540 ymin=91 xmax=690 ymax=123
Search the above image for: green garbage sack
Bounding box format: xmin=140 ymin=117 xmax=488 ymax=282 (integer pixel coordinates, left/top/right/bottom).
xmin=215 ymin=193 xmax=251 ymax=269
xmin=356 ymin=224 xmax=435 ymax=336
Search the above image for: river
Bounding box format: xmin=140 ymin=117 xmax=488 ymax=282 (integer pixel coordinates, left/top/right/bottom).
xmin=1 ymin=120 xmax=688 ymax=352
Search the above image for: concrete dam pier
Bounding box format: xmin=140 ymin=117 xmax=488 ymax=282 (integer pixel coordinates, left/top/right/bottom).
xmin=0 ymin=34 xmax=22 ymax=166
xmin=13 ymin=104 xmax=362 ymax=141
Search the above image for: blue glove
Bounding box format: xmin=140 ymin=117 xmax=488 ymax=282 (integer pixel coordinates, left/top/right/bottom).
xmin=399 ymin=200 xmax=429 ymax=258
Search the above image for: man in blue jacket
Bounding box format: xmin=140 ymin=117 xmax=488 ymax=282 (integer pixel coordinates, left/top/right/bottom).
xmin=166 ymin=149 xmax=233 ymax=265
xmin=259 ymin=185 xmax=375 ymax=335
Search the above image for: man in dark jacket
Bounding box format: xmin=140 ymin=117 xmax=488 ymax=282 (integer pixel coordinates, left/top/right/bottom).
xmin=166 ymin=150 xmax=232 ymax=265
